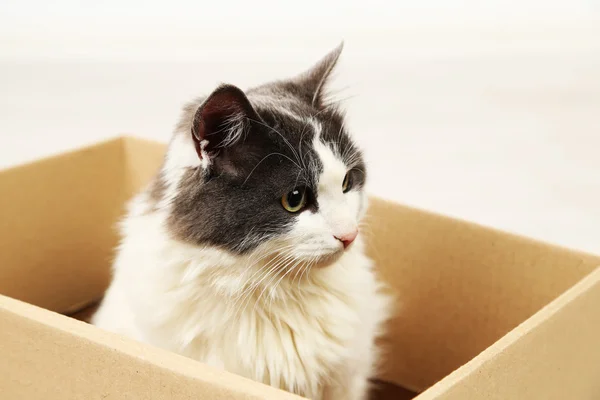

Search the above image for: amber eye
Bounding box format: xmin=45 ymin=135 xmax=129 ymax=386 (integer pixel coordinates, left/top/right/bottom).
xmin=342 ymin=171 xmax=353 ymax=193
xmin=282 ymin=188 xmax=307 ymax=213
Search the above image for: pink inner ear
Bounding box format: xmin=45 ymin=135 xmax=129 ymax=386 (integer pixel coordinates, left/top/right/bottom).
xmin=202 ymin=90 xmax=246 ymax=119
xmin=192 ymin=84 xmax=256 ymax=159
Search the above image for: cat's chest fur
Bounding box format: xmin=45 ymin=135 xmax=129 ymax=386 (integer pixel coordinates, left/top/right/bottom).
xmin=93 ymin=207 xmax=387 ymax=399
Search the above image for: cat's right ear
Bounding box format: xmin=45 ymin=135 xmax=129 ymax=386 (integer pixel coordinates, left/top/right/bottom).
xmin=292 ymin=42 xmax=344 ymax=109
xmin=191 ymin=84 xmax=260 ymax=161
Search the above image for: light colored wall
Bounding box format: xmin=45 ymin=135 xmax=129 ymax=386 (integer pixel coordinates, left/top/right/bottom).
xmin=1 ymin=1 xmax=599 ymax=253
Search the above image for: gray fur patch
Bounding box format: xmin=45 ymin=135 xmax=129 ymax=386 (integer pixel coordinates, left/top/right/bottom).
xmin=160 ymin=45 xmax=366 ymax=253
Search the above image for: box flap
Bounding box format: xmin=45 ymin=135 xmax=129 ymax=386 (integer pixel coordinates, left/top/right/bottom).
xmin=415 ymin=266 xmax=600 ymax=400
xmin=0 ymin=294 xmax=303 ymax=400
xmin=364 ymin=197 xmax=600 ymax=391
xmin=0 ymin=138 xmax=127 ymax=313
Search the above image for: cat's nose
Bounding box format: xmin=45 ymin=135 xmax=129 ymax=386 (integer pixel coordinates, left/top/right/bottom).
xmin=335 ymin=230 xmax=358 ymax=249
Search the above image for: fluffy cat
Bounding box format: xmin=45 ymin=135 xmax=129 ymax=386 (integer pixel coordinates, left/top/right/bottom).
xmin=92 ymin=44 xmax=391 ymax=400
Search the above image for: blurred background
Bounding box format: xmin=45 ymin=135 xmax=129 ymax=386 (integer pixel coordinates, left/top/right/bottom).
xmin=1 ymin=0 xmax=599 ymax=253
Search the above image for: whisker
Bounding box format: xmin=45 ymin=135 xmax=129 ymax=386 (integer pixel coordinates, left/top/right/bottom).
xmin=265 ymin=258 xmax=299 ymax=314
xmin=248 ymin=117 xmax=303 ymax=168
xmin=242 ymin=152 xmax=300 ymax=186
xmin=232 ymin=253 xmax=293 ymax=320
xmin=228 ymin=245 xmax=297 ymax=315
xmin=252 ymin=256 xmax=295 ymax=313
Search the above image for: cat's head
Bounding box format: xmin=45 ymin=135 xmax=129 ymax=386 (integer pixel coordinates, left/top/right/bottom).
xmin=152 ymin=44 xmax=367 ymax=268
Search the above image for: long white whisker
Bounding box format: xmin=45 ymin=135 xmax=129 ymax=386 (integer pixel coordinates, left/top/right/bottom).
xmin=231 ymin=253 xmax=292 ymax=320
xmin=252 ymin=257 xmax=293 ymax=313
xmin=240 ymin=250 xmax=296 ymax=302
xmin=265 ymin=258 xmax=299 ymax=315
xmin=228 ymin=245 xmax=297 ymax=317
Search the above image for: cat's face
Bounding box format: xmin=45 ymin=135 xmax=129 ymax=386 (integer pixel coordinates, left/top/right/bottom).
xmin=153 ymin=44 xmax=367 ymax=267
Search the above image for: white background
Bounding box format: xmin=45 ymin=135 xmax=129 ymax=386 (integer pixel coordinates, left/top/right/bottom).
xmin=1 ymin=1 xmax=599 ymax=253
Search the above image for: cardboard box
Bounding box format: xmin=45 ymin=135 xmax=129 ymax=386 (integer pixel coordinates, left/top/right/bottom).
xmin=1 ymin=136 xmax=599 ymax=399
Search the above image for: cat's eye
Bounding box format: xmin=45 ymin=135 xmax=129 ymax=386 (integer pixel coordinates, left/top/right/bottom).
xmin=342 ymin=171 xmax=353 ymax=193
xmin=282 ymin=188 xmax=307 ymax=213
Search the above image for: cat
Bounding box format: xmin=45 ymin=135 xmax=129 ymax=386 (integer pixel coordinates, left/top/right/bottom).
xmin=92 ymin=43 xmax=391 ymax=400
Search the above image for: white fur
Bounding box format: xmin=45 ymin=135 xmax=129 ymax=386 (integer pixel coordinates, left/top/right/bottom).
xmin=93 ymin=126 xmax=391 ymax=399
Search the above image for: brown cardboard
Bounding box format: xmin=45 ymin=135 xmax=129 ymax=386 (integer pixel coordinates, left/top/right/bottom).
xmin=419 ymin=267 xmax=600 ymax=399
xmin=0 ymin=294 xmax=303 ymax=400
xmin=365 ymin=198 xmax=600 ymax=392
xmin=1 ymin=136 xmax=599 ymax=399
xmin=0 ymin=138 xmax=126 ymax=314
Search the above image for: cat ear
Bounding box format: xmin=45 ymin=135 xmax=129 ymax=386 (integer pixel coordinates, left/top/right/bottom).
xmin=293 ymin=42 xmax=344 ymax=108
xmin=191 ymin=84 xmax=260 ymax=160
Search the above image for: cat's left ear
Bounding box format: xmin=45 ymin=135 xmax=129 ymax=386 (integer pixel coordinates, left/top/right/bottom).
xmin=293 ymin=42 xmax=344 ymax=109
xmin=191 ymin=84 xmax=260 ymax=161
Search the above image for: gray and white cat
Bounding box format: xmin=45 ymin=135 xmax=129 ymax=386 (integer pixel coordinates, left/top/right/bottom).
xmin=92 ymin=44 xmax=391 ymax=400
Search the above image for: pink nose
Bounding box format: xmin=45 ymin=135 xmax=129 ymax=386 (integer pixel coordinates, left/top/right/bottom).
xmin=335 ymin=230 xmax=358 ymax=249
